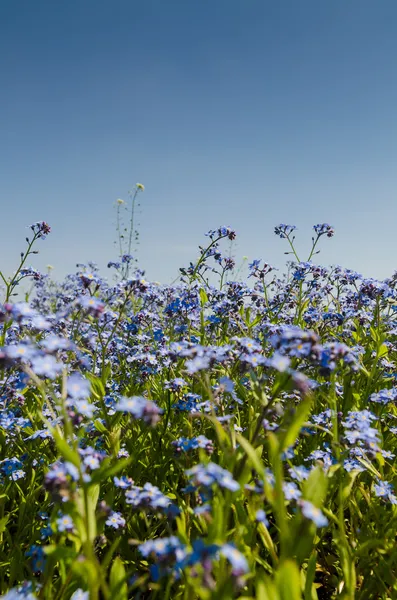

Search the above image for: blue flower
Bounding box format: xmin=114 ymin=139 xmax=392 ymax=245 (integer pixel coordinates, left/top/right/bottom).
xmin=185 ymin=462 xmax=240 ymax=492
xmin=173 ymin=435 xmax=213 ymax=454
xmin=70 ymin=590 xmax=89 ymax=600
xmin=194 ymin=503 xmax=211 ymax=515
xmin=83 ymin=455 xmax=100 ymax=470
xmin=267 ymin=353 xmax=290 ymax=372
xmin=57 ymin=514 xmax=74 ymax=532
xmin=236 ymin=337 xmax=262 ymax=353
xmin=1 ymin=585 xmax=36 ymax=599
xmin=313 ymin=223 xmax=335 ymax=238
xmin=67 ymin=373 xmax=91 ymax=399
xmin=4 ymin=344 xmax=37 ymax=361
xmin=41 ymin=335 xmax=73 ymax=353
xmin=25 ymin=544 xmax=46 ymax=572
xmin=30 ymin=355 xmax=63 ymax=379
xmin=0 ymin=457 xmax=24 ymax=477
xmin=139 ymin=536 xmax=186 ymax=560
xmin=220 ymin=543 xmax=249 ymax=576
xmin=289 ymin=465 xmax=311 ymax=482
xmin=30 ymin=221 xmax=51 ymax=238
xmin=242 ymin=353 xmax=266 ymax=368
xmin=274 ymin=224 xmax=297 ymax=238
xmin=185 ymin=356 xmax=211 ymax=374
xmin=107 ymin=260 xmax=121 ymax=269
xmin=125 ymin=482 xmax=178 ymax=515
xmin=74 ymin=399 xmax=96 ymax=418
xmin=40 ymin=524 xmax=53 ymax=540
xmin=374 ymin=480 xmax=397 ymax=504
xmin=299 ymin=500 xmax=328 ymax=527
xmin=369 ymin=388 xmax=397 ymax=405
xmin=255 ymin=509 xmax=269 ymax=527
xmin=283 ymin=481 xmax=301 ymax=501
xmin=114 ymin=475 xmax=133 ymax=489
xmin=106 ymin=511 xmax=126 ymax=529
xmin=77 ymin=296 xmax=104 ymax=316
xmin=343 ymin=459 xmax=365 ymax=473
xmin=165 ymin=377 xmax=187 ymax=392
xmin=115 ymin=396 xmax=163 ymax=426
xmin=178 ymin=539 xmax=219 ymax=569
xmin=10 ymin=469 xmax=26 ymax=481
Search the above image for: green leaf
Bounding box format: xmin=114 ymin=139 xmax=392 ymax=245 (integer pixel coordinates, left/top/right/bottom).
xmin=236 ymin=434 xmax=265 ymax=478
xmin=72 ymin=557 xmax=98 ymax=589
xmin=341 ymin=470 xmax=360 ymax=503
xmin=370 ymin=326 xmax=379 ymax=344
xmin=302 ymin=467 xmax=328 ymax=508
xmin=109 ymin=557 xmax=128 ymax=600
xmin=102 ymin=538 xmax=122 ymax=571
xmin=355 ymin=539 xmax=386 ymax=556
xmin=279 ymin=393 xmax=313 ymax=452
xmin=86 ymin=373 xmax=105 ymax=398
xmin=101 ymin=362 xmax=112 ymax=384
xmin=93 ymin=419 xmax=107 ymax=433
xmin=199 ymin=288 xmax=208 ymax=306
xmin=268 ymin=433 xmax=290 ymax=558
xmin=256 ymin=575 xmax=279 ymax=600
xmin=9 ymin=545 xmax=24 ymax=587
xmin=304 ymin=552 xmax=318 ymax=600
xmin=0 ymin=515 xmax=9 ymax=534
xmin=88 ymin=483 xmax=100 ymax=508
xmin=87 ymin=483 xmax=100 ymax=540
xmin=44 ymin=545 xmax=79 ymax=562
xmin=257 ymin=522 xmax=279 ymax=566
xmin=52 ymin=430 xmax=80 ymax=467
xmin=276 ymin=560 xmax=302 ymax=600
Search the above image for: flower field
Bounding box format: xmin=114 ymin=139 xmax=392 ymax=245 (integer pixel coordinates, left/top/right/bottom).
xmin=1 ymin=215 xmax=397 ymax=599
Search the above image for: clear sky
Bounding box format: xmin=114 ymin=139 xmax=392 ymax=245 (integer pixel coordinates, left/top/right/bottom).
xmin=1 ymin=0 xmax=397 ymax=283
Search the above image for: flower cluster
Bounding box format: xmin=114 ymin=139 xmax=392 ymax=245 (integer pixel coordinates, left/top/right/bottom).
xmin=1 ymin=220 xmax=397 ymax=599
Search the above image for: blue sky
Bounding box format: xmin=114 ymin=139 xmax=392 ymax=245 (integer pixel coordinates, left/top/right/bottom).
xmin=1 ymin=0 xmax=397 ymax=283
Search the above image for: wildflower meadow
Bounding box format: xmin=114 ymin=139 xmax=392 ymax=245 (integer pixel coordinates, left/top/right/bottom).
xmin=1 ymin=189 xmax=397 ymax=599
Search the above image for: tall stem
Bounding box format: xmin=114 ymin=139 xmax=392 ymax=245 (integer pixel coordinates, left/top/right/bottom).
xmin=125 ymin=188 xmax=139 ymax=279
